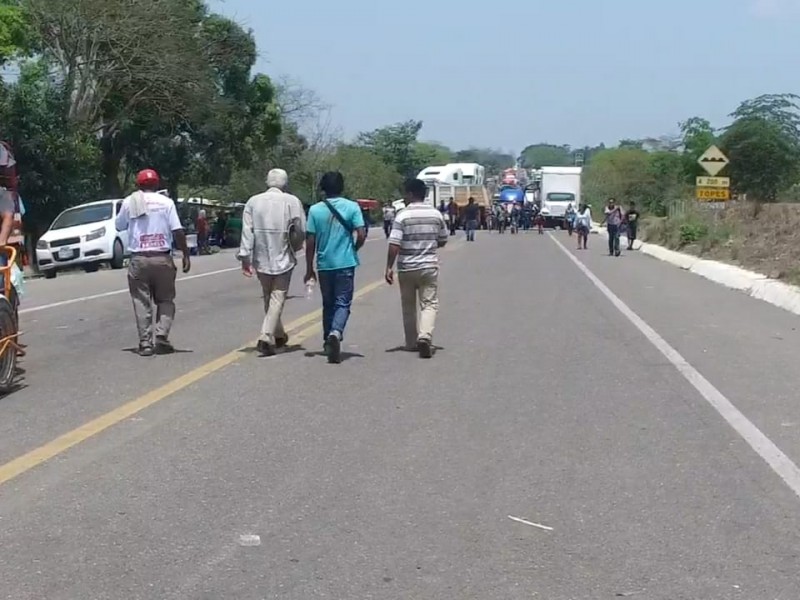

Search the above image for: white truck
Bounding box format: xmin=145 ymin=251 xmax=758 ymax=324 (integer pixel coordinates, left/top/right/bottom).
xmin=538 ymin=166 xmax=581 ymax=228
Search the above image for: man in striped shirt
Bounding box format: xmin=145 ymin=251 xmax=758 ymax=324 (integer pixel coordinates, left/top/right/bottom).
xmin=385 ymin=178 xmax=448 ymax=358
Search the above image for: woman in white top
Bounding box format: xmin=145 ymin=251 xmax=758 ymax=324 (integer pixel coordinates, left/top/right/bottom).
xmin=575 ymin=203 xmax=592 ymax=250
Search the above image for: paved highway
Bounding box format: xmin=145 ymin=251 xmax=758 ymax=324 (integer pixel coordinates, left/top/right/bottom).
xmin=1 ymin=230 xmax=799 ymax=599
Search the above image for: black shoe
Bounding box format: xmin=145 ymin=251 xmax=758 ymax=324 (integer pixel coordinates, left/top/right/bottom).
xmin=417 ymin=338 xmax=433 ymax=359
xmin=615 ymin=250 xmax=621 ymax=257
xmin=155 ymin=337 xmax=174 ymax=354
xmin=257 ymin=340 xmax=276 ymax=357
xmin=138 ymin=345 xmax=154 ymax=357
xmin=275 ymin=335 xmax=289 ymax=349
xmin=326 ymin=334 xmax=341 ymax=364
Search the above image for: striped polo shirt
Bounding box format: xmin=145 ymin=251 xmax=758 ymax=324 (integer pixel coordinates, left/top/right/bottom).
xmin=389 ymin=203 xmax=448 ymax=272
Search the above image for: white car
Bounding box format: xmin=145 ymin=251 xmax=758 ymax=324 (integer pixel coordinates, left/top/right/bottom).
xmin=36 ymin=199 xmax=130 ymax=279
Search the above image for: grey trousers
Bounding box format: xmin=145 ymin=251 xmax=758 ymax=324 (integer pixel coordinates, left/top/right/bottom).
xmin=127 ymin=254 xmax=177 ymax=347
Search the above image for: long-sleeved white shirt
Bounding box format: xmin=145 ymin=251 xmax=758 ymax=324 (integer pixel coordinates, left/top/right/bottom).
xmin=237 ymin=188 xmax=306 ymax=275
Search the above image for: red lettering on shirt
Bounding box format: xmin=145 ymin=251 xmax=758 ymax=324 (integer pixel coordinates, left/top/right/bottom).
xmin=138 ymin=233 xmax=167 ymax=249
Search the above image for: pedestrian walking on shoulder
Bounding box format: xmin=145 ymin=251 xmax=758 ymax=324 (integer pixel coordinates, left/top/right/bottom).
xmin=116 ymin=169 xmax=190 ymax=356
xmin=382 ymin=202 xmax=396 ymax=238
xmin=196 ymin=209 xmax=209 ymax=254
xmin=238 ymin=168 xmax=306 ymax=357
xmin=385 ymin=178 xmax=448 ymax=359
xmin=304 ymin=172 xmax=366 ymax=364
xmin=575 ymin=202 xmax=591 ymax=250
xmin=464 ymin=197 xmax=480 ymax=241
xmin=624 ymin=201 xmax=640 ymax=250
xmin=602 ymin=198 xmax=623 ymax=257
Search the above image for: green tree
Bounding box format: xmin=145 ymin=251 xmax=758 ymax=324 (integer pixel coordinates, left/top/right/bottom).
xmin=119 ymin=14 xmax=281 ymax=199
xmin=0 ymin=0 xmax=32 ymax=63
xmin=722 ymin=117 xmax=800 ymax=201
xmin=0 ymin=60 xmax=101 ymax=237
xmin=583 ymin=148 xmax=653 ymax=208
xmin=413 ymin=141 xmax=452 ymax=171
xmin=729 ymin=93 xmax=800 ymax=141
xmin=324 ymin=145 xmax=401 ymax=201
xmin=453 ymin=147 xmax=514 ymax=173
xmin=356 ymin=120 xmax=423 ymax=178
xmin=518 ymin=143 xmax=572 ymax=168
xmin=679 ymin=116 xmax=717 ymax=179
xmin=24 ymin=0 xmax=215 ymax=195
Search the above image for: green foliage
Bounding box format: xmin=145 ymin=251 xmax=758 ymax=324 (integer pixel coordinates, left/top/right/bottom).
xmin=583 ymin=148 xmax=688 ymax=217
xmin=678 ymin=220 xmax=708 ymax=245
xmin=729 ymin=93 xmax=800 ymax=140
xmin=0 ymin=1 xmax=32 ymax=62
xmin=679 ymin=117 xmax=717 ymax=179
xmin=722 ymin=117 xmax=800 ymax=201
xmin=324 ymin=145 xmax=401 ymax=201
xmin=0 ymin=60 xmax=102 ymax=233
xmin=453 ymin=147 xmax=514 ymax=172
xmin=519 ymin=143 xmax=572 ymax=168
xmin=356 ymin=120 xmax=424 ymax=178
xmin=413 ymin=142 xmax=452 ymax=170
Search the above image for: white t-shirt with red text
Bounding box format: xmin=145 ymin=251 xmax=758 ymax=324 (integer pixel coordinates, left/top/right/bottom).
xmin=115 ymin=191 xmax=183 ymax=253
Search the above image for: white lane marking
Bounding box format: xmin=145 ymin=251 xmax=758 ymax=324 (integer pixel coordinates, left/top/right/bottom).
xmin=20 ymin=266 xmax=240 ymax=314
xmin=550 ymin=233 xmax=800 ymax=500
xmin=508 ymin=515 xmax=554 ymax=531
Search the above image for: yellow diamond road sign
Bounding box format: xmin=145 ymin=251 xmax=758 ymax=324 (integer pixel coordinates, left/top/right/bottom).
xmin=698 ymin=145 xmax=729 ymax=177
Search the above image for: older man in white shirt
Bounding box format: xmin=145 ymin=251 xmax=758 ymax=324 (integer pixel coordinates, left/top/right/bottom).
xmin=238 ymin=169 xmax=306 ymax=356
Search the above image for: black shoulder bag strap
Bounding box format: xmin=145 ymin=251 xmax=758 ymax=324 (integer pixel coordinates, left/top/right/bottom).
xmin=322 ymin=198 xmax=354 ymax=234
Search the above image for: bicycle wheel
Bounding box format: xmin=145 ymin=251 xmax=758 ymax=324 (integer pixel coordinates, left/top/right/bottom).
xmin=0 ymin=296 xmax=17 ymax=393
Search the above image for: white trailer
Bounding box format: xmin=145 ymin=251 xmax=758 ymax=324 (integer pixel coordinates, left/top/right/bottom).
xmin=539 ymin=166 xmax=581 ymax=228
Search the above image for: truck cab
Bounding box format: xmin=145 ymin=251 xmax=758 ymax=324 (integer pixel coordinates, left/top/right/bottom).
xmin=539 ymin=166 xmax=582 ymax=228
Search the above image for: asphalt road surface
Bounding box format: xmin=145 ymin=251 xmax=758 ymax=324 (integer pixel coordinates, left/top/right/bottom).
xmin=1 ymin=228 xmax=800 ymax=599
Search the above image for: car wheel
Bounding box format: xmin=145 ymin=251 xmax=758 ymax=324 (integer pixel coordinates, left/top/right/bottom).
xmin=83 ymin=263 xmax=100 ymax=273
xmin=43 ymin=270 xmax=56 ymax=280
xmin=110 ymin=239 xmax=124 ymax=269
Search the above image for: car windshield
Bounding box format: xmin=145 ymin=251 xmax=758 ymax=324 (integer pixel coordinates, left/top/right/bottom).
xmin=547 ymin=193 xmax=575 ymax=203
xmin=51 ymin=203 xmax=113 ymax=230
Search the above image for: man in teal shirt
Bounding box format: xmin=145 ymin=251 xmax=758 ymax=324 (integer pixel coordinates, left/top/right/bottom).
xmin=304 ymin=172 xmax=366 ymax=363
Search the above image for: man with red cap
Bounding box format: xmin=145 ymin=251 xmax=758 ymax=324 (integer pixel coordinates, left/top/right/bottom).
xmin=116 ymin=169 xmax=190 ymax=356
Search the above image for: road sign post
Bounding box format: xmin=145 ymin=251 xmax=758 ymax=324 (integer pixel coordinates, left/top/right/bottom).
xmin=696 ymin=146 xmax=731 ymax=204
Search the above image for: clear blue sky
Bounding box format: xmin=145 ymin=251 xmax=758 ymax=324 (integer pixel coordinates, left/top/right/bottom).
xmin=210 ymin=0 xmax=798 ymax=155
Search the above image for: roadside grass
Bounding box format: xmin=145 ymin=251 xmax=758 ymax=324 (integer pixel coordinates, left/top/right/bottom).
xmin=640 ymin=202 xmax=800 ymax=286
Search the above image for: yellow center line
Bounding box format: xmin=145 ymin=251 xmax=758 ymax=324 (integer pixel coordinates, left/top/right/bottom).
xmin=0 ymin=278 xmax=387 ymax=487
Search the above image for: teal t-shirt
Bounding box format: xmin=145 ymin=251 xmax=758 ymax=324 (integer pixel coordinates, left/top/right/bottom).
xmin=307 ymin=198 xmax=365 ymax=271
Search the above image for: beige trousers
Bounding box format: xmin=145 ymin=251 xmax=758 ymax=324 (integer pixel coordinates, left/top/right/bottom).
xmin=127 ymin=254 xmax=177 ymax=346
xmin=257 ymin=270 xmax=292 ymax=344
xmin=398 ymin=267 xmax=439 ymax=347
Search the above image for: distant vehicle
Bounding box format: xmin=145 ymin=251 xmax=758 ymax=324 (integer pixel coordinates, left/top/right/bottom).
xmin=539 ymin=166 xmax=582 ymax=228
xmin=36 ymin=199 xmax=130 ymax=279
xmin=445 ymin=163 xmax=485 ymax=185
xmin=416 ymin=165 xmax=465 ymax=185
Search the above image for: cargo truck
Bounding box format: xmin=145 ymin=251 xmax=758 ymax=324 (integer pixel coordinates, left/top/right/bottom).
xmin=538 ymin=166 xmax=581 ymax=228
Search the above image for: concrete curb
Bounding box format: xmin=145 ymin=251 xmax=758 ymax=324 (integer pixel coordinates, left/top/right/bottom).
xmin=591 ymin=223 xmax=800 ymax=318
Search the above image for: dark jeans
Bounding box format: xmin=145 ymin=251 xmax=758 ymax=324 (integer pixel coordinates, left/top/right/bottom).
xmin=383 ymin=220 xmax=392 ymax=238
xmin=607 ymin=224 xmax=621 ymax=255
xmin=466 ymin=219 xmax=478 ymax=241
xmin=318 ymin=267 xmax=355 ymax=341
